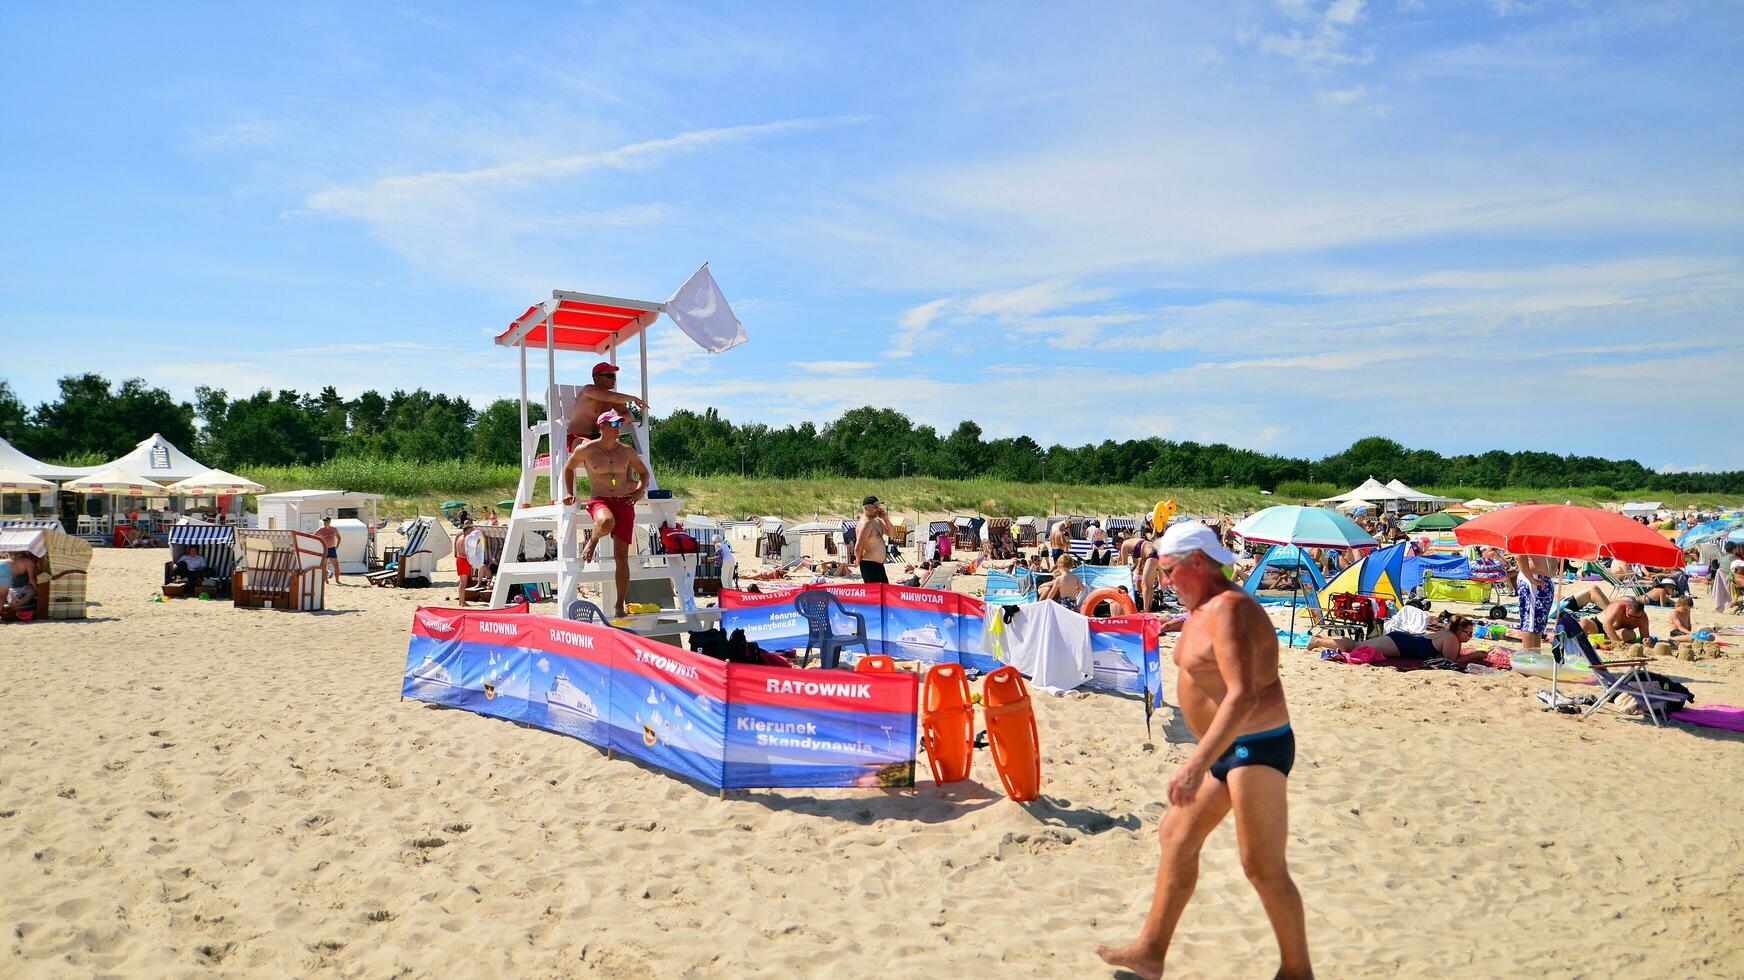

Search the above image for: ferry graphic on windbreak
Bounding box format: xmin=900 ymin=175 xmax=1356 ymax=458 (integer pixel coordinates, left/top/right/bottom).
xmin=545 ymin=672 xmax=599 ymax=721
xmin=409 ymin=655 xmax=453 ymax=691
xmin=891 ymin=624 xmax=948 ymax=659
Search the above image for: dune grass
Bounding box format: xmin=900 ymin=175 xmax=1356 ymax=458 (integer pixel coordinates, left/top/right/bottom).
xmin=238 ymin=458 xmax=1738 ymax=522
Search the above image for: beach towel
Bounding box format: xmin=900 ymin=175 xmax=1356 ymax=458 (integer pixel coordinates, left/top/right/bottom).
xmin=1670 ymin=704 xmax=1744 ymax=733
xmin=1320 ymin=648 xmax=1429 ymax=671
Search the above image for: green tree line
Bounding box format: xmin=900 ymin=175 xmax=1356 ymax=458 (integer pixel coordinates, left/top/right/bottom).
xmin=3 ymin=374 xmax=1740 ymax=494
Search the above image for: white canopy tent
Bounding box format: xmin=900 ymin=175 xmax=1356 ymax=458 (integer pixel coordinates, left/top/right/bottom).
xmin=1384 ymin=479 xmax=1455 ymax=506
xmin=1321 ymin=477 xmax=1412 ymax=505
xmin=94 ymin=432 xmax=212 ymax=484
xmin=0 ymin=437 xmax=86 ymax=481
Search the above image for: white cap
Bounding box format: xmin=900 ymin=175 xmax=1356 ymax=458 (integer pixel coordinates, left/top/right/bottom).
xmin=1156 ymin=521 xmax=1238 ymax=566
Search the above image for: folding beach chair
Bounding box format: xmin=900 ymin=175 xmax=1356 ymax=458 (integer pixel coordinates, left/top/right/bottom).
xmin=920 ymin=563 xmax=955 ymax=591
xmin=793 ymin=590 xmax=868 ymax=669
xmin=1553 ymin=611 xmax=1690 ymax=726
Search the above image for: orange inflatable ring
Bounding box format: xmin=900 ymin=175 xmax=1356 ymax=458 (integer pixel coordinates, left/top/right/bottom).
xmin=1080 ymin=586 xmax=1137 ymax=618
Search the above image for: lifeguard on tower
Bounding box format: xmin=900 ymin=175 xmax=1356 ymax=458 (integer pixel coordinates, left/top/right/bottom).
xmin=487 ymin=267 xmax=745 ymax=635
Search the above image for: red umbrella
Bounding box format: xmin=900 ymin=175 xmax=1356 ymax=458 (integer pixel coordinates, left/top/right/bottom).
xmin=1453 ymin=504 xmax=1682 ymax=567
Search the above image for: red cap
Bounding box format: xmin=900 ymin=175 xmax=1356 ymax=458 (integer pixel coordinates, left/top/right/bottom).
xmin=592 ymin=361 xmax=619 ymax=376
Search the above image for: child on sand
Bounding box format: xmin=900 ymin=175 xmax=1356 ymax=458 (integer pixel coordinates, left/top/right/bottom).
xmin=1669 ymin=596 xmax=1695 ymax=639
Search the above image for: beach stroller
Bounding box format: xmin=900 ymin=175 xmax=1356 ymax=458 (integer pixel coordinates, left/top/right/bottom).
xmin=793 ymin=590 xmax=869 ymax=669
xmin=0 ymin=520 xmax=92 ymax=621
xmin=1552 ymin=611 xmax=1691 ymax=725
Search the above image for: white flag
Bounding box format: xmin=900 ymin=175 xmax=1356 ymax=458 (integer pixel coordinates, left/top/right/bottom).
xmin=665 ymin=264 xmax=746 ymax=353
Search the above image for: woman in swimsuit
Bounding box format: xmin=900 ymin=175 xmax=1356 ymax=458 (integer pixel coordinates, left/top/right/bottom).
xmin=1308 ymin=615 xmax=1485 ymax=664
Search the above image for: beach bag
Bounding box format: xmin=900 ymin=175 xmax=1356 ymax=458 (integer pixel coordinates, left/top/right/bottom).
xmin=1605 ymin=672 xmax=1693 ymax=714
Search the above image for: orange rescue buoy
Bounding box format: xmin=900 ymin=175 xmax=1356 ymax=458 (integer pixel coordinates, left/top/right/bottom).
xmin=921 ymin=663 xmax=974 ymax=784
xmin=982 ymin=666 xmax=1041 ymax=802
xmin=1080 ymin=586 xmax=1137 ymax=618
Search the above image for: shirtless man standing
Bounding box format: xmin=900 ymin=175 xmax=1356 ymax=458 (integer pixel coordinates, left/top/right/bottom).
xmin=854 ymin=496 xmax=893 ymax=584
xmin=1097 ymin=522 xmax=1312 ymax=980
xmin=561 ymin=410 xmax=651 ymax=617
xmin=564 ymin=362 xmax=648 ymax=453
xmin=313 ymin=517 xmax=342 ymax=583
xmin=1048 ymin=519 xmax=1071 ymax=569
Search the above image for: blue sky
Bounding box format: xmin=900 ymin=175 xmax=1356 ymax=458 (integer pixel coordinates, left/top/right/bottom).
xmin=3 ymin=1 xmax=1741 ymax=469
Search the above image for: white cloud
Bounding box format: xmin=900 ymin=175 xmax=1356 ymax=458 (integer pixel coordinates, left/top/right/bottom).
xmin=1316 ymin=84 xmax=1367 ymax=105
xmin=793 ymin=360 xmax=877 ymax=373
xmin=302 ymin=117 xmax=866 ymax=293
xmin=1256 ymin=0 xmax=1371 ymax=71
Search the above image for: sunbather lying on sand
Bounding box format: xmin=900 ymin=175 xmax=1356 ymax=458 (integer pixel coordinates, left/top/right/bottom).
xmin=1308 ymin=615 xmax=1485 ymax=664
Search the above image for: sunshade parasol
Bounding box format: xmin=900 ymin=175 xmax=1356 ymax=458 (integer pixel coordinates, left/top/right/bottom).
xmin=167 ymin=468 xmax=265 ymax=494
xmin=63 ymin=468 xmax=168 ymax=496
xmin=1233 ymin=505 xmax=1377 ymax=549
xmin=1676 ymin=517 xmax=1744 ymax=550
xmin=1409 ymin=512 xmax=1467 ymax=531
xmin=1453 ymin=504 xmax=1682 ymax=567
xmin=0 ymin=467 xmax=55 ymax=491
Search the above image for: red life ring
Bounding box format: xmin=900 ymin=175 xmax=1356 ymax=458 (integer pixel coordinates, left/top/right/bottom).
xmin=1080 ymin=586 xmax=1137 ymax=618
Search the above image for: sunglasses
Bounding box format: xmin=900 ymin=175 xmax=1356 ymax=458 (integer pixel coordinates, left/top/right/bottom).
xmin=602 ymin=419 xmax=623 ymax=428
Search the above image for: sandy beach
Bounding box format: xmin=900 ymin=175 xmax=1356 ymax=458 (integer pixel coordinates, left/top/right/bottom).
xmin=3 ymin=546 xmax=1743 ymax=977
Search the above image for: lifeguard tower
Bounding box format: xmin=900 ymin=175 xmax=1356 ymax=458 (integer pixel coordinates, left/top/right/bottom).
xmin=487 ymin=289 xmax=721 ymax=635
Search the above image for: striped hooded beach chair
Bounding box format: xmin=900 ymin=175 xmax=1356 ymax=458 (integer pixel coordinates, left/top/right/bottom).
xmin=987 ymin=518 xmax=1016 ymax=559
xmin=461 ymin=525 xmax=509 ymax=602
xmin=0 ymin=521 xmax=92 ymax=620
xmin=233 ymin=529 xmax=325 ymax=611
xmin=163 ymin=522 xmax=237 ymax=597
xmin=367 ymin=518 xmax=448 ymax=588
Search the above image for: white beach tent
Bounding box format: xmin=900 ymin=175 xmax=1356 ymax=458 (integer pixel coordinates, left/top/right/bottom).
xmin=0 ymin=436 xmax=87 ymax=481
xmin=1323 ymin=477 xmax=1416 ymax=512
xmin=1384 ymin=479 xmax=1455 ymax=509
xmin=93 ymin=432 xmax=214 ymax=484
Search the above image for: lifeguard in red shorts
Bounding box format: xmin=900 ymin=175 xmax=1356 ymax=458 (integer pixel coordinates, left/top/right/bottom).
xmin=561 ymin=409 xmax=651 ymax=617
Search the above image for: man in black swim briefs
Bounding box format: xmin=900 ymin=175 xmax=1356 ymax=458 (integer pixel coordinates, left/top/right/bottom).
xmin=1097 ymin=522 xmax=1312 ymax=980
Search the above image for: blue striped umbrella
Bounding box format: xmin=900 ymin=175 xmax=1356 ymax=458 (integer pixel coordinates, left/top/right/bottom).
xmin=1676 ymin=517 xmax=1744 ymax=549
